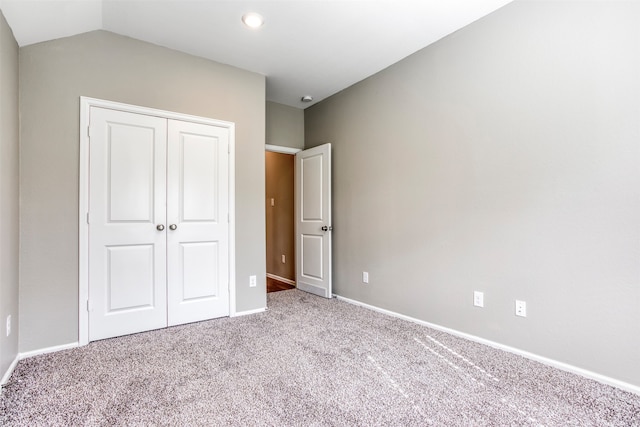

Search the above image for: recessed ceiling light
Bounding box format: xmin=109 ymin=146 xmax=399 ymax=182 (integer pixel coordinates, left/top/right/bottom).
xmin=301 ymin=95 xmax=313 ymax=102
xmin=242 ymin=13 xmax=264 ymax=29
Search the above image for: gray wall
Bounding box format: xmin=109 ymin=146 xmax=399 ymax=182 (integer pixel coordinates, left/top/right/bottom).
xmin=305 ymin=1 xmax=640 ymax=387
xmin=0 ymin=9 xmax=19 ymax=380
xmin=266 ymin=101 xmax=304 ymax=149
xmin=19 ymin=31 xmax=266 ymax=352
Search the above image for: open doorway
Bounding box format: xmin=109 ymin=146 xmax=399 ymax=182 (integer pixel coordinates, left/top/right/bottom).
xmin=265 ymin=146 xmax=300 ymax=292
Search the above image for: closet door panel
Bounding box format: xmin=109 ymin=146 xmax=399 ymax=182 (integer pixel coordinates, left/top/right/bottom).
xmin=88 ymin=107 xmax=167 ymax=341
xmin=182 ymin=136 xmax=218 ymax=221
xmin=167 ymin=120 xmax=230 ymax=326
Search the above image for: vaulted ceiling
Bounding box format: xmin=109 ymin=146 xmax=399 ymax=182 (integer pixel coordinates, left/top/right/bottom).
xmin=0 ymin=0 xmax=513 ymax=108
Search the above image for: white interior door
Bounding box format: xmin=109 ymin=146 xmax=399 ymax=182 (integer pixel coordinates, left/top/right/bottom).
xmin=88 ymin=107 xmax=168 ymax=341
xmin=167 ymin=120 xmax=229 ymax=325
xmin=295 ymin=143 xmax=332 ymax=298
xmin=88 ymin=106 xmax=231 ymax=341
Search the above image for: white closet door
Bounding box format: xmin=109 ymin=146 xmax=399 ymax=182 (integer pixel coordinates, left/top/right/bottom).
xmin=88 ymin=107 xmax=168 ymax=341
xmin=166 ymin=120 xmax=230 ymax=325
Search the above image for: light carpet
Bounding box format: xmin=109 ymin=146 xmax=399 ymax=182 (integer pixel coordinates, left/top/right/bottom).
xmin=1 ymin=290 xmax=639 ymax=426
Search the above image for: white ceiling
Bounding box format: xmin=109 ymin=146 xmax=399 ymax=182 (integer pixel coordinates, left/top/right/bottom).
xmin=0 ymin=0 xmax=513 ymax=108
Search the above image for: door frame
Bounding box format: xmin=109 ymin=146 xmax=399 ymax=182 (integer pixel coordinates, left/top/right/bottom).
xmin=265 ymin=144 xmax=301 ymax=155
xmin=265 ymin=144 xmax=301 ymax=289
xmin=79 ymin=97 xmax=236 ymax=346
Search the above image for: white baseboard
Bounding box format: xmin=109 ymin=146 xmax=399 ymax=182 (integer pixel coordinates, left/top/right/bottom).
xmin=266 ymin=273 xmax=296 ymax=286
xmin=232 ymin=307 xmax=266 ymax=317
xmin=1 ymin=356 xmax=20 ymax=386
xmin=19 ymin=342 xmax=79 ymax=360
xmin=1 ymin=342 xmax=79 ymax=387
xmin=334 ymin=294 xmax=640 ymax=396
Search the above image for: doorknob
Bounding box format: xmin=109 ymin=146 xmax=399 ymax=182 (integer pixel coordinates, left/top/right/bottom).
xmin=156 ymin=224 xmax=165 ymax=231
xmin=321 ymin=226 xmax=333 ymax=231
xmin=169 ymin=224 xmax=177 ymax=230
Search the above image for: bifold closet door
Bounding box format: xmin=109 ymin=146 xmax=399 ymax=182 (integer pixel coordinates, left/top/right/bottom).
xmin=166 ymin=120 xmax=230 ymax=325
xmin=88 ymin=107 xmax=168 ymax=341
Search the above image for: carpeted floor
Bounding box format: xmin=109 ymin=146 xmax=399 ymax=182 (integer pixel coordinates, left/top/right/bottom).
xmin=1 ymin=290 xmax=639 ymax=426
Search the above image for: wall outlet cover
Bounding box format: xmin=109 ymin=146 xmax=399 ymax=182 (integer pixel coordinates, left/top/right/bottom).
xmin=515 ymin=300 xmax=527 ymax=317
xmin=473 ymin=291 xmax=484 ymax=308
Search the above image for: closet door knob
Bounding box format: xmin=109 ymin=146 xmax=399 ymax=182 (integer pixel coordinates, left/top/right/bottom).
xmin=156 ymin=224 xmax=165 ymax=231
xmin=169 ymin=224 xmax=177 ymax=230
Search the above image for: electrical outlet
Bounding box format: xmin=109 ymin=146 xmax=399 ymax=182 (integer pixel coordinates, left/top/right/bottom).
xmin=6 ymin=315 xmax=11 ymax=337
xmin=362 ymin=271 xmax=369 ymax=284
xmin=281 ymin=254 xmax=286 ymax=264
xmin=249 ymin=275 xmax=257 ymax=287
xmin=515 ymin=300 xmax=527 ymax=317
xmin=270 ymin=198 xmax=275 ymax=207
xmin=473 ymin=291 xmax=484 ymax=308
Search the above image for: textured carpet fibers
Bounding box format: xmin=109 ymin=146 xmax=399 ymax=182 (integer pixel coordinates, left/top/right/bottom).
xmin=1 ymin=290 xmax=639 ymax=426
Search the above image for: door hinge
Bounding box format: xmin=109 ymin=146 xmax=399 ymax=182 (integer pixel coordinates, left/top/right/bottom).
xmin=87 ymin=126 xmax=91 ymax=138
xmin=86 ymin=300 xmax=92 ymax=312
xmin=86 ymin=212 xmax=90 ymax=224
xmin=227 ymin=213 xmax=230 ymax=223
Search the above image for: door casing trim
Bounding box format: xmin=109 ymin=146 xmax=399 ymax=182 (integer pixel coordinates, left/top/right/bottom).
xmin=79 ymin=96 xmax=236 ymax=346
xmin=265 ymin=144 xmax=301 ymax=154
